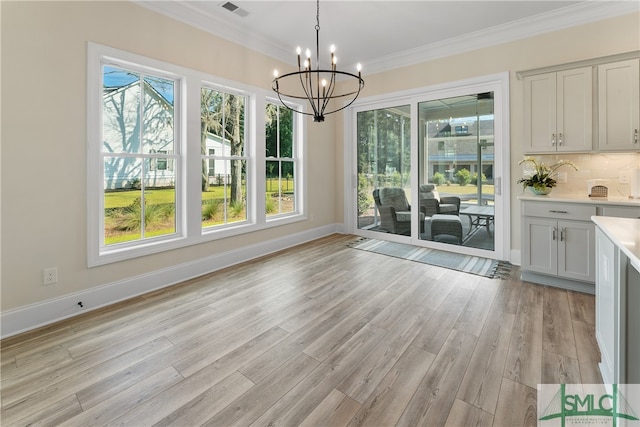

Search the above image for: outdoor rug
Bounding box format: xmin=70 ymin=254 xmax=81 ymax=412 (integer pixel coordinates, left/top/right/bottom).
xmin=348 ymin=238 xmax=512 ymax=279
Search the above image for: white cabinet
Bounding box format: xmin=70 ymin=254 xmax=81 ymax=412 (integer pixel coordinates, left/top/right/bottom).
xmin=594 ymin=220 xmax=640 ymax=384
xmin=522 ymin=216 xmax=595 ymax=283
xmin=524 ymin=67 xmax=593 ymax=153
xmin=598 ymin=59 xmax=640 ymax=151
xmin=521 ymin=201 xmax=597 ymax=291
xmin=595 ymin=226 xmax=619 ymax=384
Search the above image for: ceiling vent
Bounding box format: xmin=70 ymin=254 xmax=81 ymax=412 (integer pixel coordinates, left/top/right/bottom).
xmin=220 ymin=2 xmax=249 ymax=18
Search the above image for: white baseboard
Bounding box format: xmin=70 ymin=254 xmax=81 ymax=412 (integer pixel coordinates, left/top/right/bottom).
xmin=1 ymin=224 xmax=341 ymax=339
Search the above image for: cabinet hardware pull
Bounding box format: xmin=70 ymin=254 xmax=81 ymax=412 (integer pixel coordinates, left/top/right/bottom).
xmin=551 ymin=133 xmax=556 ymax=146
xmin=552 ymin=228 xmax=557 ymax=241
xmin=558 ymin=133 xmax=563 ymax=146
xmin=560 ymin=228 xmax=565 ymax=241
xmin=549 ymin=210 xmax=568 ymax=214
xmin=635 ymin=129 xmax=638 ymax=144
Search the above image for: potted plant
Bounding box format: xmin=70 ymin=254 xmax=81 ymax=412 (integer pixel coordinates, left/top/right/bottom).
xmin=517 ymin=157 xmax=578 ymax=195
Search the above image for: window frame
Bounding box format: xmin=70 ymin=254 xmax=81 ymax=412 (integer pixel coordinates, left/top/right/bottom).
xmin=87 ymin=43 xmax=306 ymax=267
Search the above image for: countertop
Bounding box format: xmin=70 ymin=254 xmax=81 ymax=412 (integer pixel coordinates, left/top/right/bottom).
xmin=592 ymin=216 xmax=640 ymax=272
xmin=518 ymin=192 xmax=640 ymax=207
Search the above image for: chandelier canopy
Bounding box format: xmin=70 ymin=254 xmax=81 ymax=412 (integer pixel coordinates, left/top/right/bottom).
xmin=272 ymin=0 xmax=364 ymax=122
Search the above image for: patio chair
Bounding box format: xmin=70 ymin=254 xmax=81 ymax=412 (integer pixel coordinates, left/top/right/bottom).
xmin=418 ymin=184 xmax=461 ymax=217
xmin=373 ymin=187 xmax=424 ymax=235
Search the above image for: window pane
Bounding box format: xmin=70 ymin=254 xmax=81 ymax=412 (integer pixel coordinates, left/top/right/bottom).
xmin=227 ymin=159 xmax=247 ymax=224
xmin=201 ymin=89 xmax=247 ymax=158
xmin=143 ymin=75 xmax=175 ymax=154
xmin=356 ymin=106 xmax=411 ymax=236
xmin=104 ymin=157 xmax=142 ymax=244
xmin=418 ymin=93 xmax=495 ymax=250
xmin=266 ymin=160 xmax=295 ymax=216
xmin=279 ymin=108 xmax=293 ymax=158
xmin=143 ymin=158 xmax=176 ymax=238
xmin=103 ymin=66 xmax=140 ymax=154
xmin=202 ymin=159 xmax=247 ymax=228
xmin=265 ymin=104 xmax=278 ymax=158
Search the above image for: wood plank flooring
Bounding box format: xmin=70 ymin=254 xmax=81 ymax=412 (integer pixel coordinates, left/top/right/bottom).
xmin=0 ymin=234 xmax=602 ymax=426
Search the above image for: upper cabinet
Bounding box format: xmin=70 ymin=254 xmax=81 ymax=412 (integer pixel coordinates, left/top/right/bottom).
xmin=520 ymin=53 xmax=640 ymax=154
xmin=598 ymin=59 xmax=640 ymax=151
xmin=523 ymin=67 xmax=593 ymax=153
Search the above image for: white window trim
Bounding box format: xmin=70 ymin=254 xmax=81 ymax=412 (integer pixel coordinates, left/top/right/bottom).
xmin=265 ymin=99 xmax=303 ymax=221
xmin=87 ymin=42 xmax=306 ymax=267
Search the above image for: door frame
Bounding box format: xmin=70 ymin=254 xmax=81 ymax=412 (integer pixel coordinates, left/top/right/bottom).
xmin=343 ymin=72 xmax=511 ymax=261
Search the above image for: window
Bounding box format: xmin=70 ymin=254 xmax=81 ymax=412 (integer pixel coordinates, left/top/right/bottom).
xmin=201 ymin=87 xmax=248 ymax=229
xmin=265 ymin=102 xmax=297 ymax=217
xmin=101 ymin=64 xmax=180 ymax=246
xmin=88 ymin=43 xmax=305 ymax=266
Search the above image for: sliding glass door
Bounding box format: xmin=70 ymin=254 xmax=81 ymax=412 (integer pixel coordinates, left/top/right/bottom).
xmin=350 ymin=74 xmax=508 ymax=259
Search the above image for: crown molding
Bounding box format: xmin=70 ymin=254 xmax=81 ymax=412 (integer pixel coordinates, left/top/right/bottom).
xmin=133 ymin=1 xmax=639 ymax=75
xmin=360 ymin=1 xmax=640 ymax=75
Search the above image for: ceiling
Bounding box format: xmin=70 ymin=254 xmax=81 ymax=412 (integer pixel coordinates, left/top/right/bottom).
xmin=134 ymin=1 xmax=639 ymax=75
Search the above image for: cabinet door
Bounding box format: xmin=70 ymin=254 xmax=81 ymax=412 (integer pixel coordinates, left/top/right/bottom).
xmin=524 ymin=73 xmax=556 ymax=153
xmin=557 ymin=219 xmax=596 ymax=282
xmin=557 ymin=67 xmax=593 ymax=152
xmin=598 ymin=59 xmax=640 ymax=151
xmin=522 ymin=216 xmax=557 ymax=275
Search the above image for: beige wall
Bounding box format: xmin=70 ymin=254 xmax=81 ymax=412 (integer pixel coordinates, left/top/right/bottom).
xmin=1 ymin=1 xmax=639 ymax=315
xmin=0 ymin=1 xmax=334 ymax=311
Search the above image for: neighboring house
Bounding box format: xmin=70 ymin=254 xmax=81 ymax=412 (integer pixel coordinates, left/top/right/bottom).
xmin=102 ymin=80 xmax=230 ymax=189
xmin=426 ymin=117 xmax=495 ymax=182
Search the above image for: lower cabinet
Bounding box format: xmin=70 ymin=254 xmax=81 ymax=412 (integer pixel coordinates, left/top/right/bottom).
xmin=523 ymin=217 xmax=596 ymax=282
xmin=522 ymin=201 xmax=596 ymax=287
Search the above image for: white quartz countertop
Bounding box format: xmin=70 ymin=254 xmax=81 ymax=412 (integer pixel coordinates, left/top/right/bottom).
xmin=519 ymin=193 xmax=640 ymax=207
xmin=592 ymin=216 xmax=640 ymax=272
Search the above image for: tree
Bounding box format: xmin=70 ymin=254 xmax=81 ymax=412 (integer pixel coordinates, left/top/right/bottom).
xmin=201 ymin=89 xmax=245 ymax=203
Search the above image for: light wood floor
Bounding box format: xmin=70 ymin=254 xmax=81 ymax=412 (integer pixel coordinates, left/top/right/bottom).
xmin=0 ymin=234 xmax=602 ymax=426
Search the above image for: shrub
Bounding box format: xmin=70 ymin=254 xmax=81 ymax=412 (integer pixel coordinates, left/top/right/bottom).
xmin=229 ymin=200 xmax=244 ymax=217
xmin=265 ymin=196 xmax=276 ymax=214
xmin=455 ymin=168 xmax=471 ymax=186
xmin=471 ymin=172 xmax=487 ymax=186
xmin=202 ymin=199 xmax=222 ymax=220
xmin=431 ymin=172 xmax=446 ymax=186
xmin=113 ymin=197 xmax=167 ymax=231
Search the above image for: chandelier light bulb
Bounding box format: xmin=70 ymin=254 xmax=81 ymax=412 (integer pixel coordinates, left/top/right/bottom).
xmin=305 ymin=48 xmax=311 ymax=59
xmin=330 ymin=44 xmax=335 ymax=53
xmin=303 ymin=59 xmax=309 ymax=69
xmin=273 ymin=69 xmax=279 ymax=78
xmin=296 ymin=46 xmax=302 ymax=55
xmin=357 ymin=63 xmax=362 ymax=72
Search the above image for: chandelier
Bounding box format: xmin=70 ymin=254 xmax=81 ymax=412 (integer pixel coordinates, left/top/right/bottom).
xmin=272 ymin=0 xmax=364 ymax=122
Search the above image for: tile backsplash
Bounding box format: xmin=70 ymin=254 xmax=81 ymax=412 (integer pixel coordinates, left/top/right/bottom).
xmin=518 ymin=152 xmax=640 ymax=197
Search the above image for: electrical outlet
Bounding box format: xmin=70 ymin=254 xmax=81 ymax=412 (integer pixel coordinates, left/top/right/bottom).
xmin=619 ymin=170 xmax=631 ymax=184
xmin=43 ymin=267 xmax=57 ymax=285
xmin=556 ymin=172 xmax=567 ymax=184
